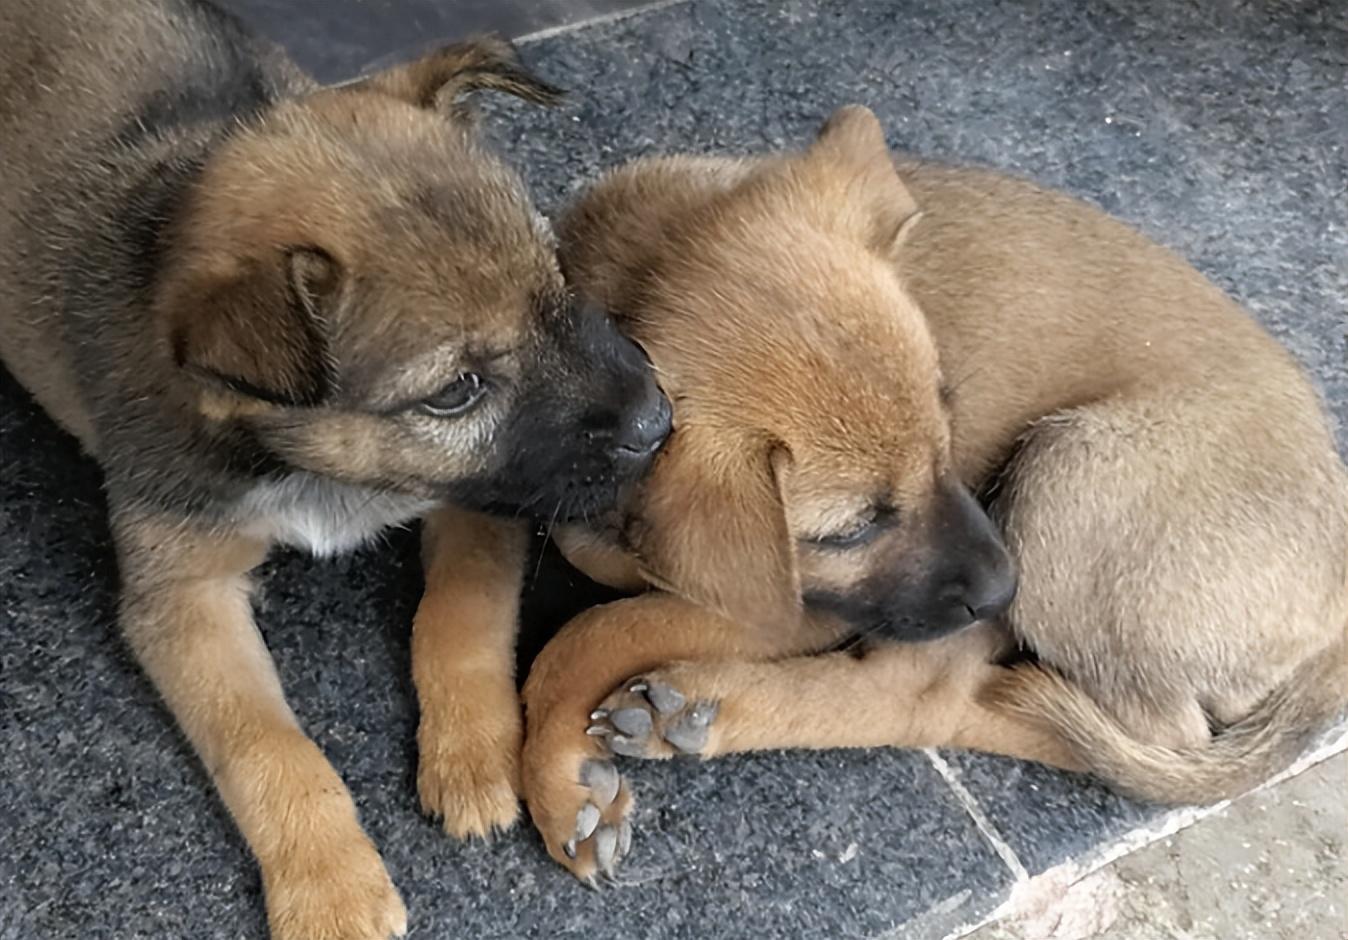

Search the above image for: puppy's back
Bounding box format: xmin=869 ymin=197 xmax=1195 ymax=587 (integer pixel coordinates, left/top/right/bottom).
xmin=891 ymin=161 xmax=1337 ymax=476
xmin=0 ymin=0 xmax=306 ymax=445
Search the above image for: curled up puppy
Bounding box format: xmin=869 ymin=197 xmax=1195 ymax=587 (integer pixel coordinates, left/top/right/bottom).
xmin=0 ymin=1 xmax=670 ymax=937
xmin=513 ymin=106 xmax=1348 ymax=880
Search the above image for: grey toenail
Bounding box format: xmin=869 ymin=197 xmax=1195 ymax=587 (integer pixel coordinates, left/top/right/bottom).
xmin=617 ymin=819 xmax=632 ymax=860
xmin=563 ymin=840 xmax=577 ymax=859
xmin=582 ymin=760 xmax=620 ymax=807
xmin=627 ymin=681 xmax=648 ymax=693
xmin=644 ymin=682 xmax=686 ymax=714
xmin=586 ymin=725 xmax=612 ymax=737
xmin=593 ymin=825 xmax=619 ymax=875
xmin=608 ymin=734 xmax=646 ymax=757
xmin=589 ymin=708 xmax=609 ymax=721
xmin=688 ymin=702 xmax=718 ymax=726
xmin=574 ymin=803 xmax=600 ymax=841
xmin=610 ymin=707 xmax=653 ymax=737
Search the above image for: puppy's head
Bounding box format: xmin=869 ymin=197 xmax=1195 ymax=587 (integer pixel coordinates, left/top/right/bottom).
xmin=579 ymin=106 xmax=1013 ymax=639
xmin=156 ymin=39 xmax=670 ymax=520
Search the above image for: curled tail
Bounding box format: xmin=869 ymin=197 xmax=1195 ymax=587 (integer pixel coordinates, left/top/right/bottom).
xmin=982 ymin=641 xmax=1348 ymax=805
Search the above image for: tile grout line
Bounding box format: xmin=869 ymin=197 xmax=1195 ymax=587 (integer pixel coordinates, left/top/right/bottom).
xmin=925 ymin=749 xmax=1029 ymax=883
xmin=515 ymin=0 xmax=694 ymax=45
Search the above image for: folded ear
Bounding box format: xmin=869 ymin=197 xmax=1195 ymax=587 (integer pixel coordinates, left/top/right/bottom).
xmin=807 ymin=104 xmax=922 ymax=256
xmin=626 ymin=425 xmax=801 ymax=632
xmin=348 ymin=36 xmax=563 ymax=117
xmin=166 ymin=247 xmax=339 ymax=407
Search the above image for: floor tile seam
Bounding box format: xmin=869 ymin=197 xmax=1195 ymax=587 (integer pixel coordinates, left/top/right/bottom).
xmin=515 ymin=0 xmax=694 ymax=45
xmin=923 ymin=749 xmax=1029 ymax=883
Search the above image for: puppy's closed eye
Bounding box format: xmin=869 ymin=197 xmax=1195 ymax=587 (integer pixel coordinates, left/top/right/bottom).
xmin=805 ymin=505 xmax=897 ymax=550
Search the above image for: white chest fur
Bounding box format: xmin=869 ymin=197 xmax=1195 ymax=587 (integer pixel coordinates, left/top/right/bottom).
xmin=234 ymin=473 xmax=437 ymax=557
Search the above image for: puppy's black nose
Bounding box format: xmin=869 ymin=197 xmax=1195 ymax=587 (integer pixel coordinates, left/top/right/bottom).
xmin=963 ymin=567 xmax=1018 ymax=623
xmin=614 ymin=390 xmax=673 ymax=461
xmin=929 ymin=479 xmax=1018 ymax=630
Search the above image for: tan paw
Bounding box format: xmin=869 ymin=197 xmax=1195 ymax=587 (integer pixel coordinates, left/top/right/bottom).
xmin=417 ymin=684 xmax=522 ymax=839
xmin=264 ymin=832 xmax=406 ymax=940
xmin=522 ymin=729 xmax=635 ymax=883
xmin=588 ymin=673 xmax=720 ymax=759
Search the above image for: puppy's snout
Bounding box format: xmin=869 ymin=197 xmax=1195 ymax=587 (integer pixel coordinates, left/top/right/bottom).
xmin=939 ymin=553 xmax=1017 ymax=625
xmin=614 ymin=388 xmax=673 ymax=461
xmin=927 ymin=479 xmax=1018 ymax=632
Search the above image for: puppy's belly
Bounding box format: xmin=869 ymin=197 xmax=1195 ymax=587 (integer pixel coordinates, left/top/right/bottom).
xmin=236 ymin=473 xmax=437 ymax=557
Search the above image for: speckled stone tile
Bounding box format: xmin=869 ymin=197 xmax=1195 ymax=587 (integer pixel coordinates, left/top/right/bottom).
xmin=216 ymin=0 xmax=666 ymax=82
xmin=939 ymin=754 xmax=1165 ymax=877
xmin=3 ymin=0 xmax=1346 ymax=938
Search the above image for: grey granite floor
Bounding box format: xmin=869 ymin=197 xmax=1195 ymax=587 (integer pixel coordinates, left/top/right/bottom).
xmin=2 ymin=1 xmax=1346 ymax=938
xmin=220 ymin=0 xmax=664 ymax=81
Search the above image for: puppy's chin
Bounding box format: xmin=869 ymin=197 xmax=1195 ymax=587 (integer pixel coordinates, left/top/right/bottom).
xmin=804 ymin=590 xmax=980 ymax=644
xmin=439 ymin=474 xmax=641 ymax=525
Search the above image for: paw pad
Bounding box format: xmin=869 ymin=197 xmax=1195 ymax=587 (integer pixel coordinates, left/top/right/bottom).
xmin=587 ymin=677 xmax=719 ymax=758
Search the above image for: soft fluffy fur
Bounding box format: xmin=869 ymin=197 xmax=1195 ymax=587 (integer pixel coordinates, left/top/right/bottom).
xmin=0 ymin=1 xmax=670 ymax=935
xmin=506 ymin=106 xmax=1348 ymax=880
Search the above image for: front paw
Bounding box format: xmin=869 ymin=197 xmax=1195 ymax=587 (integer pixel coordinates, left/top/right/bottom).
xmin=417 ymin=682 xmax=522 ymax=839
xmin=264 ymin=831 xmax=406 ymax=940
xmin=521 ymin=725 xmax=635 ymax=883
xmin=588 ymin=674 xmax=720 ymax=759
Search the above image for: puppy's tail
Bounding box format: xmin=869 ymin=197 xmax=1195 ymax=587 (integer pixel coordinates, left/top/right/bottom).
xmin=982 ymin=642 xmax=1348 ymax=806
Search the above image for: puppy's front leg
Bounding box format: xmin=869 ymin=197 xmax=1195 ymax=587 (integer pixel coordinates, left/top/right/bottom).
xmin=115 ymin=513 xmax=404 ymax=940
xmin=596 ymin=624 xmax=1083 ymax=768
xmin=520 ymin=592 xmax=840 ymax=880
xmin=539 ymin=624 xmax=1084 ymax=879
xmin=413 ymin=506 xmax=528 ymax=838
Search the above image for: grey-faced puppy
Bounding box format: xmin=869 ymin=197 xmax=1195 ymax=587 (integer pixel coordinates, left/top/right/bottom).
xmin=0 ymin=0 xmax=670 ymax=936
xmin=511 ymin=106 xmax=1348 ymax=880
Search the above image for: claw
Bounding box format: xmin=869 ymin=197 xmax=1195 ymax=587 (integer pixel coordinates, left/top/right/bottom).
xmin=574 ymin=802 xmax=601 ymax=842
xmin=688 ymin=703 xmax=716 ymax=727
xmin=581 ymin=759 xmax=621 ymax=807
xmin=563 ymin=839 xmax=577 ymax=859
xmin=664 ymin=701 xmax=718 ymax=753
xmin=586 ymin=724 xmax=612 ymax=737
xmin=628 ymin=681 xmax=649 ymax=693
xmin=644 ymin=681 xmax=686 ymax=715
xmin=610 ymin=707 xmax=653 ymax=738
xmin=589 ymin=708 xmax=610 ymax=721
xmin=617 ymin=819 xmax=632 ymax=861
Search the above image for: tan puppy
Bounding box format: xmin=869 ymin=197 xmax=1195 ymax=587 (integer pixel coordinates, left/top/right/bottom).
xmin=514 ymin=105 xmax=1348 ymax=881
xmin=1 ymin=0 xmax=670 ymax=935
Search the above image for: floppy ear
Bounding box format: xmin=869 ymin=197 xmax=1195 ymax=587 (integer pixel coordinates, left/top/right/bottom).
xmin=626 ymin=425 xmax=801 ymax=632
xmin=348 ymin=36 xmax=563 ymax=118
xmin=167 ymin=247 xmax=339 ymax=407
xmin=808 ymin=104 xmax=922 ymax=256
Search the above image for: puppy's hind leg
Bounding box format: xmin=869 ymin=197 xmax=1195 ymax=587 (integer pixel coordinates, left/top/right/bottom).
xmin=413 ymin=506 xmax=529 ymax=839
xmin=114 ymin=511 xmax=405 ymax=940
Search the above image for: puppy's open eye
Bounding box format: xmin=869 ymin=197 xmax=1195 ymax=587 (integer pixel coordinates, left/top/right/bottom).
xmin=418 ymin=372 xmax=487 ymax=417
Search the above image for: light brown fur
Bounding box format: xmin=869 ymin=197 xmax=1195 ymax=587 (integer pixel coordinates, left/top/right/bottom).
xmin=513 ymin=106 xmax=1348 ymax=879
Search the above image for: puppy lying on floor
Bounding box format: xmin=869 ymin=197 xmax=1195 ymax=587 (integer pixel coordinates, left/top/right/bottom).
xmin=511 ymin=105 xmax=1348 ymax=880
xmin=0 ymin=1 xmax=670 ymax=936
